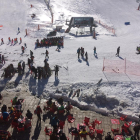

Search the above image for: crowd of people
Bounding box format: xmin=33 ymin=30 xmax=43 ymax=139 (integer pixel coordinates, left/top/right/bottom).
xmin=77 ymin=47 xmax=88 ymax=61
xmin=35 ymin=37 xmax=63 ymax=48
xmin=27 ymin=53 xmax=52 ymax=79
xmin=0 ymin=95 xmax=32 ymax=139
xmin=0 ymin=91 xmax=140 ymax=140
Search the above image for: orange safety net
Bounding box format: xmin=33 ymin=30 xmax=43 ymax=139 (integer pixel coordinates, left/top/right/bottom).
xmin=103 ymin=58 xmax=140 ymax=76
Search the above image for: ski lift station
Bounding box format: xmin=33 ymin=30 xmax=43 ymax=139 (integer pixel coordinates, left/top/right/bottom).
xmin=65 ymin=17 xmax=97 ymax=34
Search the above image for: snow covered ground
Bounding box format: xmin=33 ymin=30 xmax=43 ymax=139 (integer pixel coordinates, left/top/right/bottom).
xmin=0 ymin=0 xmax=140 ymax=119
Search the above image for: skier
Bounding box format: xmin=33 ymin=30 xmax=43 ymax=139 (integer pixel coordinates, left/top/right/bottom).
xmin=2 ymin=55 xmax=5 ymax=64
xmin=18 ymin=27 xmax=20 ymax=33
xmin=20 ymin=37 xmax=22 ymax=44
xmin=22 ymin=61 xmax=25 ymax=74
xmin=30 ymin=50 xmax=33 ymax=58
xmin=31 ymin=56 xmax=34 ymax=63
xmin=116 ymin=46 xmax=120 ymax=56
xmin=1 ymin=38 xmax=4 ymax=45
xmin=16 ymin=38 xmax=18 ymax=43
xmin=81 ymin=47 xmax=84 ymax=57
xmin=21 ymin=46 xmax=24 ymax=53
xmin=93 ymin=47 xmax=97 ymax=55
xmin=8 ymin=37 xmax=11 ymax=44
xmin=11 ymin=39 xmax=13 ymax=45
xmin=18 ymin=62 xmax=22 ymax=75
xmin=45 ymin=50 xmax=49 ymax=58
xmin=77 ymin=48 xmax=80 ymax=59
xmin=28 ymin=58 xmax=31 ymax=69
xmin=54 ymin=65 xmax=59 ymax=77
xmin=85 ymin=52 xmax=88 ymax=62
xmin=24 ymin=43 xmax=27 ymax=48
xmin=31 ymin=65 xmax=37 ymax=79
xmin=37 ymin=67 xmax=42 ymax=79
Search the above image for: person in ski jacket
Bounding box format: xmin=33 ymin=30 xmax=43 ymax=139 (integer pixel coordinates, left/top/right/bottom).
xmin=77 ymin=48 xmax=80 ymax=59
xmin=1 ymin=38 xmax=4 ymax=45
xmin=85 ymin=52 xmax=88 ymax=61
xmin=2 ymin=55 xmax=5 ymax=64
xmin=46 ymin=50 xmax=49 ymax=58
xmin=94 ymin=47 xmax=97 ymax=55
xmin=22 ymin=61 xmax=25 ymax=73
xmin=35 ymin=106 xmax=42 ymax=121
xmin=30 ymin=50 xmax=33 ymax=57
xmin=20 ymin=37 xmax=22 ymax=44
xmin=18 ymin=62 xmax=22 ymax=75
xmin=51 ymin=116 xmax=59 ymax=129
xmin=54 ymin=65 xmax=59 ymax=77
xmin=11 ymin=39 xmax=13 ymax=45
xmin=28 ymin=58 xmax=31 ymax=69
xmin=18 ymin=27 xmax=20 ymax=33
xmin=26 ymin=109 xmax=33 ymax=119
xmin=116 ymin=46 xmax=120 ymax=56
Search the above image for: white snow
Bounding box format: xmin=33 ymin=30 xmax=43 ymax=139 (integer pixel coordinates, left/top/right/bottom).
xmin=1 ymin=0 xmax=140 ymax=119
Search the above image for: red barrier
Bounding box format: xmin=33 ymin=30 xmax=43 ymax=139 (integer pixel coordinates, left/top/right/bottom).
xmin=103 ymin=58 xmax=140 ymax=76
xmin=95 ymin=19 xmax=115 ymax=35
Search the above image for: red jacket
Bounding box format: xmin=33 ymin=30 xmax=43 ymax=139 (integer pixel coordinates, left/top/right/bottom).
xmin=36 ymin=107 xmax=42 ymax=114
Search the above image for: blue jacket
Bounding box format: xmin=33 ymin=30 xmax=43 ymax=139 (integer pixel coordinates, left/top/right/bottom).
xmin=2 ymin=112 xmax=9 ymax=120
xmin=51 ymin=117 xmax=59 ymax=126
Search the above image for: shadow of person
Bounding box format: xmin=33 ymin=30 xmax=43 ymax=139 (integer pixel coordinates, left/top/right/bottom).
xmin=29 ymin=76 xmax=37 ymax=95
xmin=17 ymin=32 xmax=20 ymax=35
xmin=31 ymin=119 xmax=41 ymax=140
xmin=54 ymin=76 xmax=59 ymax=86
xmin=118 ymin=56 xmax=124 ymax=60
xmin=86 ymin=61 xmax=89 ymax=66
xmin=37 ymin=78 xmax=48 ymax=96
xmin=78 ymin=59 xmax=82 ymax=63
xmin=94 ymin=54 xmax=98 ymax=59
xmin=15 ymin=74 xmax=24 ymax=87
xmin=25 ymin=71 xmax=30 ymax=79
